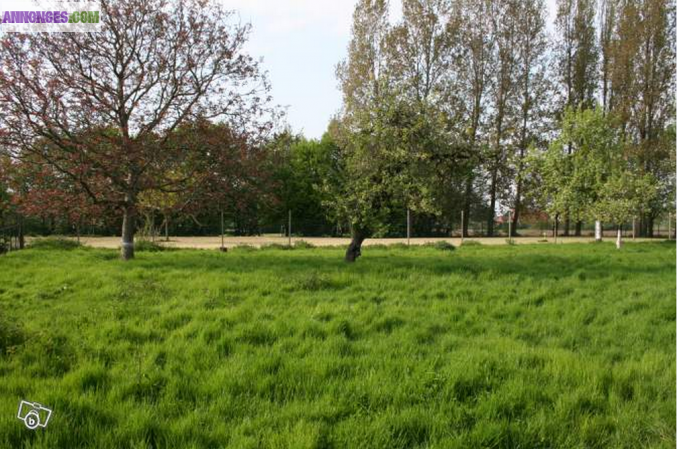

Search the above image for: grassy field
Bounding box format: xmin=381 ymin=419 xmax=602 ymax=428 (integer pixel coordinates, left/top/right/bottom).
xmin=0 ymin=242 xmax=674 ymax=448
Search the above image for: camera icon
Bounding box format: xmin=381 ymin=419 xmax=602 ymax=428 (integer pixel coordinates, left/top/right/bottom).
xmin=17 ymin=400 xmax=52 ymax=430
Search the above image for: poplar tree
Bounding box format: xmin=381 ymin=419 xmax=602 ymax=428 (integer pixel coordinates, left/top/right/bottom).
xmin=554 ymin=0 xmax=599 ymax=235
xmin=511 ymin=0 xmax=551 ymax=232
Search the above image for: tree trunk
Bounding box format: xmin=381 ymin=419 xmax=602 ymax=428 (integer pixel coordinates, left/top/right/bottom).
xmin=345 ymin=227 xmax=367 ymax=263
xmin=121 ymin=204 xmax=136 ymax=260
xmin=616 ymin=226 xmax=622 ymax=249
xmin=462 ymin=177 xmax=472 ymax=238
xmin=574 ymin=221 xmax=582 ymax=237
xmin=487 ymin=169 xmax=497 ymax=237
xmin=595 ymin=221 xmax=602 ymax=242
xmin=563 ymin=217 xmax=570 ymax=236
xmin=164 ymin=215 xmax=169 ymax=242
xmin=512 ymin=181 xmax=522 ymax=234
xmin=18 ymin=216 xmax=25 ymax=249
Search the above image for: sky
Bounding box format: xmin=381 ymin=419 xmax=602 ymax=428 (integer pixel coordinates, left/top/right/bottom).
xmin=224 ymin=0 xmax=559 ymax=139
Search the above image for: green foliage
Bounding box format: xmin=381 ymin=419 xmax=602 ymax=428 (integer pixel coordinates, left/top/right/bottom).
xmin=260 ymin=243 xmax=293 ymax=251
xmin=28 ymin=237 xmax=82 ymax=250
xmin=0 ymin=245 xmax=673 ymax=447
xmin=461 ymin=240 xmax=482 ymax=247
xmin=270 ymin=133 xmax=341 ymax=235
xmin=293 ymin=240 xmax=316 ymax=249
xmin=327 ymin=95 xmax=450 ymax=238
xmin=534 ymin=107 xmax=658 ymax=226
xmin=423 ymin=241 xmax=456 ymax=251
xmin=230 ymin=244 xmax=258 ymax=253
xmin=134 ymin=240 xmax=167 ymax=252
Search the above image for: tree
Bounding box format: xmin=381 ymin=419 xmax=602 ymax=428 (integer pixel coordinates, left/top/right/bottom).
xmin=0 ymin=0 xmax=274 ymax=260
xmin=388 ymin=0 xmax=454 ymax=106
xmin=0 ymin=155 xmax=14 ymax=228
xmin=599 ymin=0 xmax=618 ymax=114
xmin=593 ymin=172 xmax=657 ymax=248
xmin=152 ymin=120 xmax=274 ymax=238
xmin=554 ymin=0 xmax=599 ymax=235
xmin=485 ymin=0 xmax=519 ymax=236
xmin=330 ymin=93 xmax=448 ymax=261
xmin=608 ymin=0 xmax=675 ymax=236
xmin=6 ymin=154 xmax=105 ymax=239
xmin=334 ymin=0 xmax=467 ymax=261
xmin=335 ymin=0 xmax=394 ymax=262
xmin=450 ymin=0 xmax=496 ymax=237
xmin=534 ymin=107 xmax=657 ymax=248
xmin=271 ymin=132 xmax=341 ymax=236
xmin=555 ymin=0 xmax=599 ymax=112
xmin=510 ymin=0 xmax=551 ymax=232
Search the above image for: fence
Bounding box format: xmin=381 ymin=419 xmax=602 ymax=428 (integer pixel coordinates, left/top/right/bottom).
xmin=0 ymin=224 xmax=23 ymax=254
xmin=12 ymin=208 xmax=677 ymax=243
xmin=270 ymin=210 xmax=677 ymax=240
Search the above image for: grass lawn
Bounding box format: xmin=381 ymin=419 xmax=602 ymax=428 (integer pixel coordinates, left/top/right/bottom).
xmin=0 ymin=242 xmax=674 ymax=448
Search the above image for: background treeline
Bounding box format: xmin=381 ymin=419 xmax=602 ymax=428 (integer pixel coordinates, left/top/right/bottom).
xmin=0 ymin=0 xmax=674 ymax=258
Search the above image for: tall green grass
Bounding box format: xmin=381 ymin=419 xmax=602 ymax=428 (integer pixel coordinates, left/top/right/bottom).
xmin=0 ymin=243 xmax=674 ymax=448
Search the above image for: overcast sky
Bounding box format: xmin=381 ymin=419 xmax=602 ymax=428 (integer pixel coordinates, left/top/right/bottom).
xmin=225 ymin=0 xmax=559 ymax=139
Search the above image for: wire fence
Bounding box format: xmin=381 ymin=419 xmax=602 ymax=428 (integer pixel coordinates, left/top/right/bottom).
xmin=0 ymin=224 xmax=22 ymax=254
xmin=9 ymin=208 xmax=677 ymax=245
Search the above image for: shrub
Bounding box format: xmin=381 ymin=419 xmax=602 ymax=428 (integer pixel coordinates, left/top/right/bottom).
xmin=29 ymin=237 xmax=82 ymax=250
xmin=231 ymin=244 xmax=258 ymax=252
xmin=424 ymin=241 xmax=456 ymax=251
xmin=293 ymin=240 xmax=316 ymax=249
xmin=260 ymin=243 xmax=293 ymax=251
xmin=134 ymin=240 xmax=166 ymax=252
xmin=461 ymin=240 xmax=482 ymax=247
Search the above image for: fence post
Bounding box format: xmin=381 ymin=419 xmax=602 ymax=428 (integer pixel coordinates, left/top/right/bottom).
xmin=508 ymin=210 xmax=512 ymax=243
xmin=220 ymin=210 xmax=225 ymax=251
xmin=632 ymin=217 xmax=636 ymax=240
xmin=288 ymin=210 xmax=292 ymax=247
xmin=407 ymin=208 xmax=411 ymax=246
xmin=461 ymin=211 xmax=465 ymax=244
xmin=667 ymin=212 xmax=672 ymax=240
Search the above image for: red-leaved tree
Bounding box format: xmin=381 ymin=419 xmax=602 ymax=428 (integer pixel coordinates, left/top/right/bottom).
xmin=0 ymin=0 xmax=276 ymax=259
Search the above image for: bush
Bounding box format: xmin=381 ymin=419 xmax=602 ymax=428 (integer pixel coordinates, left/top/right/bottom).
xmin=293 ymin=240 xmax=316 ymax=249
xmin=424 ymin=241 xmax=456 ymax=251
xmin=134 ymin=240 xmax=166 ymax=252
xmin=461 ymin=240 xmax=482 ymax=247
xmin=231 ymin=244 xmax=258 ymax=253
xmin=260 ymin=243 xmax=293 ymax=251
xmin=29 ymin=237 xmax=82 ymax=250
